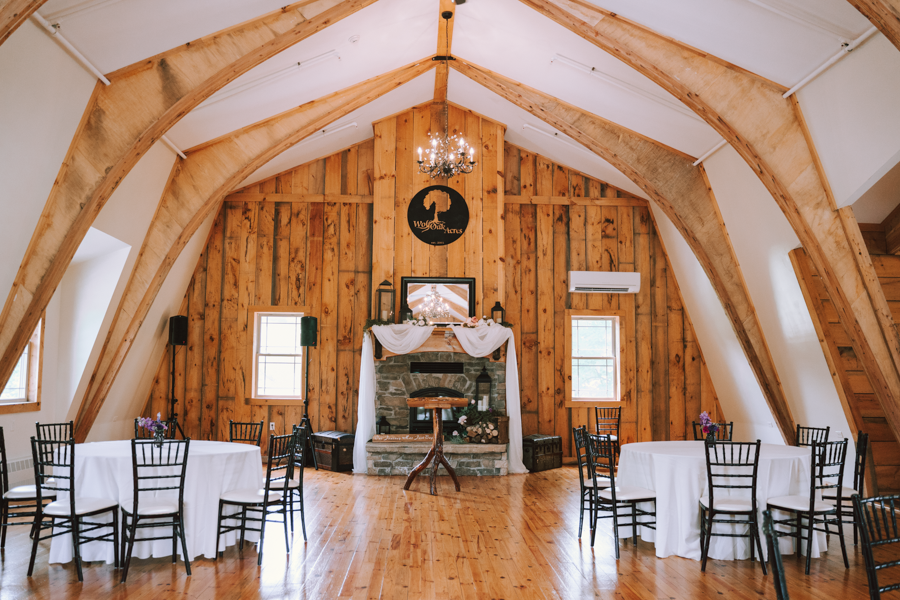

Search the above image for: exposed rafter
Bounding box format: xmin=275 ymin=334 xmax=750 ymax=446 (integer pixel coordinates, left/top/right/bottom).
xmin=0 ymin=0 xmax=46 ymax=46
xmin=433 ymin=0 xmax=455 ymax=103
xmin=72 ymin=59 xmax=433 ymax=442
xmin=847 ymin=0 xmax=900 ymax=51
xmin=0 ymin=0 xmax=379 ymax=402
xmin=452 ymin=60 xmax=796 ymax=443
xmin=519 ymin=0 xmax=900 ymax=462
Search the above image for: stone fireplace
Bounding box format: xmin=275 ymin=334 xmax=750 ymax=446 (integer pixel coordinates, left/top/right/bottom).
xmin=374 ymin=351 xmax=506 ymax=434
xmin=366 ymin=350 xmax=509 ymax=477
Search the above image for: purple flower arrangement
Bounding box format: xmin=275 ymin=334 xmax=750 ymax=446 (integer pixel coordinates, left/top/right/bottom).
xmin=699 ymin=411 xmax=719 ymax=437
xmin=138 ymin=412 xmax=168 ymax=436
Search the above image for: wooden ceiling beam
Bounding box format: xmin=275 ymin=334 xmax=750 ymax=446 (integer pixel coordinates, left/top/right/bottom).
xmin=847 ymin=0 xmax=900 ymax=52
xmin=0 ymin=0 xmax=47 ymax=46
xmin=0 ymin=0 xmax=379 ymax=402
xmin=71 ymin=59 xmax=433 ymax=442
xmin=433 ymin=0 xmax=455 ymax=103
xmin=519 ymin=0 xmax=900 ymax=464
xmin=452 ymin=60 xmax=796 ymax=443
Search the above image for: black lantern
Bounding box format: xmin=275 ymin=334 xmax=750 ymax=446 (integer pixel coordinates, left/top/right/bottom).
xmin=400 ymin=300 xmax=414 ymax=323
xmin=377 ymin=416 xmax=391 ymax=435
xmin=475 ymin=366 xmax=493 ymax=411
xmin=491 ymin=301 xmax=505 ymax=324
xmin=375 ymin=280 xmax=395 ymax=323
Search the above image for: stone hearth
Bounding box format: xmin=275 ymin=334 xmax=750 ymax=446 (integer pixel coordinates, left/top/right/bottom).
xmin=366 ymin=442 xmax=508 ymax=476
xmin=375 ymin=351 xmax=505 ymax=434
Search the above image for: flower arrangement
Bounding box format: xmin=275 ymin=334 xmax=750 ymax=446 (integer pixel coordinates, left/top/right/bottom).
xmin=138 ymin=413 xmax=168 ymax=439
xmin=446 ymin=399 xmax=507 ymax=444
xmin=699 ymin=411 xmax=719 ymax=438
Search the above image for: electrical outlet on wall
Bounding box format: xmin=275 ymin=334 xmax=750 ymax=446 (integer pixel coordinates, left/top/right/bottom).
xmin=270 ymin=422 xmax=275 ymax=431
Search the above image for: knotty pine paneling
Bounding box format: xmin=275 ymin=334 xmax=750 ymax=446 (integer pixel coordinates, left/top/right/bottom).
xmin=145 ymin=130 xmax=723 ymax=460
xmin=145 ymin=141 xmax=374 ymax=450
xmin=791 ymin=248 xmax=900 ymax=493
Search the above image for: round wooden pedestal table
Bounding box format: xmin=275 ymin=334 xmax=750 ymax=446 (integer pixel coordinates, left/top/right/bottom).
xmin=403 ymin=397 xmax=469 ymax=495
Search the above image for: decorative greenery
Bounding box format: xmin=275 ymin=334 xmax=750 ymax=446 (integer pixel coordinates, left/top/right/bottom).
xmin=363 ymin=318 xmax=394 ymax=332
xmin=452 ymin=400 xmax=506 ymax=443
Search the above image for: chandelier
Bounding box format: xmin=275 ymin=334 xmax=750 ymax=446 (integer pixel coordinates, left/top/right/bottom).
xmin=421 ymin=285 xmax=451 ymax=323
xmin=416 ymin=11 xmax=476 ymax=180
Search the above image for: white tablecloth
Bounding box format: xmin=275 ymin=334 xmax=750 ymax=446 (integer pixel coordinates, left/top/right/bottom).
xmin=49 ymin=440 xmax=262 ymax=564
xmin=616 ymin=441 xmax=825 ymax=560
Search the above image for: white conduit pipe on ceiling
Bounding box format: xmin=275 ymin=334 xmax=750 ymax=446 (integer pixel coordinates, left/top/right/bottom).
xmin=783 ymin=26 xmax=878 ymax=98
xmin=31 ymin=12 xmax=189 ymax=159
xmin=30 ymin=12 xmax=110 ymax=85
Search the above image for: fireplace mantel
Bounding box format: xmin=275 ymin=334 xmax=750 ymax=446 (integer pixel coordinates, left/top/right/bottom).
xmin=376 ymin=327 xmax=507 ymax=362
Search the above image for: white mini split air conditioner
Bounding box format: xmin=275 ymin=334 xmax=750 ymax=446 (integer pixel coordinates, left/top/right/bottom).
xmin=568 ymin=271 xmax=640 ymax=293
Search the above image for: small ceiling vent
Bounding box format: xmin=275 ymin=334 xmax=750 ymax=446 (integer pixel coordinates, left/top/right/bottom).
xmin=568 ymin=271 xmax=640 ymax=294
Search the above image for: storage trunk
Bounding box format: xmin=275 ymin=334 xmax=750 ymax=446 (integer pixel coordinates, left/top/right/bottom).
xmin=312 ymin=431 xmax=354 ymax=472
xmin=522 ymin=434 xmax=562 ymax=472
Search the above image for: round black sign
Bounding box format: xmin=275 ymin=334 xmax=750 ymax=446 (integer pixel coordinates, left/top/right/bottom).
xmin=407 ymin=185 xmax=469 ymax=246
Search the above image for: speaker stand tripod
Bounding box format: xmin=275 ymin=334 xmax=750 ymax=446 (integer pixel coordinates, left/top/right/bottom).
xmin=168 ymin=342 xmax=186 ymax=439
xmin=300 ymin=346 xmax=318 ymax=470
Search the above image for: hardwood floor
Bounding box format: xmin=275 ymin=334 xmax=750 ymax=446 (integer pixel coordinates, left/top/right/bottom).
xmin=0 ymin=466 xmax=879 ymax=599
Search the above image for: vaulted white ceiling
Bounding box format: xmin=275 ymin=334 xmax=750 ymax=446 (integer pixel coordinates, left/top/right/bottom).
xmin=34 ymin=0 xmax=886 ymax=206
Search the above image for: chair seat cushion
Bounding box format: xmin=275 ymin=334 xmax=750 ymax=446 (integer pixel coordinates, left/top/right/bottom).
xmin=3 ymin=484 xmax=57 ymax=500
xmin=598 ymin=485 xmax=656 ymax=502
xmin=767 ymin=495 xmax=834 ymax=513
xmin=221 ymin=488 xmax=282 ymax=504
xmin=700 ymin=495 xmax=753 ymax=512
xmin=584 ymin=479 xmax=613 ymax=488
xmin=261 ymin=477 xmax=300 ymax=490
xmin=44 ymin=497 xmax=117 ymax=516
xmin=119 ymin=498 xmax=180 ymax=516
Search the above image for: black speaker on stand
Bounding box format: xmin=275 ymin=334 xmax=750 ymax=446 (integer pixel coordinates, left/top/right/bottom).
xmin=167 ymin=315 xmax=188 ymax=439
xmin=300 ymin=316 xmax=318 ymax=470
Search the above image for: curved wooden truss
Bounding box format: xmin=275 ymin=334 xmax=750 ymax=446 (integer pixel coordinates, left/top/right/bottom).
xmin=848 ymin=0 xmax=900 ymax=51
xmin=0 ymin=0 xmax=46 ymax=46
xmin=0 ymin=0 xmax=379 ymax=411
xmin=519 ymin=0 xmax=900 ymax=458
xmin=72 ymin=60 xmax=433 ymax=441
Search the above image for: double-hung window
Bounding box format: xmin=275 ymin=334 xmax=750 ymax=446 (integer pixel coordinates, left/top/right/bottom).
xmin=0 ymin=317 xmax=43 ymax=414
xmin=249 ymin=307 xmax=308 ymax=401
xmin=565 ymin=310 xmax=623 ymax=406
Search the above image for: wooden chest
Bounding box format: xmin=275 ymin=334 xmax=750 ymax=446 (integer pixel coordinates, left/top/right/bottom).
xmin=312 ymin=431 xmax=354 ymax=472
xmin=522 ymin=434 xmax=562 ymax=472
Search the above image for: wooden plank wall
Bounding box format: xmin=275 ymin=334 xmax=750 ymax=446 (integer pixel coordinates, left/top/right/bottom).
xmin=144 ymin=108 xmax=723 ymax=460
xmin=791 ymin=247 xmax=900 ymax=493
xmin=145 ymin=140 xmax=374 ymax=452
xmin=502 ymin=144 xmax=722 ymax=458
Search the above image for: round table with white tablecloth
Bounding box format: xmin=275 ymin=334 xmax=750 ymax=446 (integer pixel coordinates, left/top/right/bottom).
xmin=615 ymin=441 xmax=826 ymax=561
xmin=49 ymin=440 xmax=263 ymax=564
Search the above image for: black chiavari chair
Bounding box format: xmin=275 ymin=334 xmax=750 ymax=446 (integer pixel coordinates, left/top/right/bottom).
xmin=823 ymin=431 xmax=868 ymax=545
xmin=1 ymin=426 xmax=55 ymax=548
xmin=229 ymin=420 xmax=264 ymax=446
xmin=854 ymin=494 xmax=900 ymax=600
xmin=588 ymin=433 xmax=656 ymax=558
xmin=289 ymin=425 xmax=310 ymax=541
xmin=120 ymin=438 xmax=191 ymax=582
xmin=699 ymin=439 xmax=765 ymax=573
xmin=795 ymin=425 xmax=829 ymax=447
xmin=767 ymin=439 xmax=848 ymax=575
xmin=28 ymin=437 xmax=119 ymax=582
xmin=594 ymin=407 xmax=621 ymax=454
xmin=35 ymin=420 xmax=73 ymax=442
xmin=216 ymin=432 xmax=295 ymax=565
xmin=763 ymin=510 xmax=790 ymax=600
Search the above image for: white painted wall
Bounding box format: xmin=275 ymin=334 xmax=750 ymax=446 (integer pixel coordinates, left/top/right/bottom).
xmin=57 ymin=230 xmax=130 ymax=416
xmin=797 ymin=34 xmax=900 ymax=216
xmin=702 ymin=146 xmax=854 ymax=458
xmin=0 ymin=20 xmax=96 ymax=302
xmin=88 ymin=212 xmax=215 ymax=442
xmin=648 ymin=205 xmax=781 ymax=445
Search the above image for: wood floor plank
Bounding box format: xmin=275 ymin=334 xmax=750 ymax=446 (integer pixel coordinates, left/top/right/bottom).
xmin=0 ymin=466 xmax=880 ymax=600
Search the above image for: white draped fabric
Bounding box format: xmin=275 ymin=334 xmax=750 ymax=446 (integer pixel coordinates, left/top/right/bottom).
xmin=353 ymin=323 xmax=528 ymax=474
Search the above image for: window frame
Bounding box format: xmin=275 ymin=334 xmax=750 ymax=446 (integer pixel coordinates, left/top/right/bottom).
xmin=565 ymin=308 xmax=629 ymax=408
xmin=246 ymin=305 xmax=311 ymax=407
xmin=0 ymin=316 xmax=43 ymax=415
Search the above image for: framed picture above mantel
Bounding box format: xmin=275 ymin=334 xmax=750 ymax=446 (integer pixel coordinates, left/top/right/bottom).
xmin=400 ymin=277 xmax=476 ymax=326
